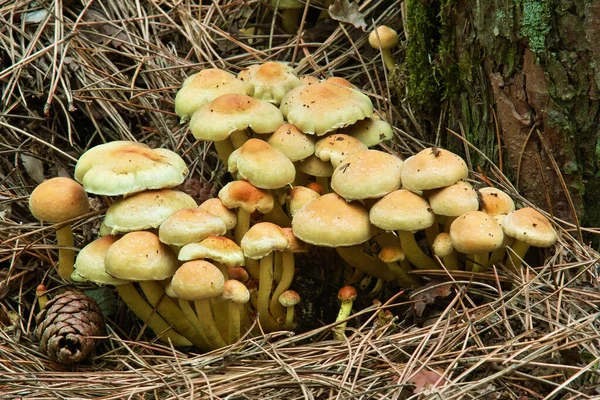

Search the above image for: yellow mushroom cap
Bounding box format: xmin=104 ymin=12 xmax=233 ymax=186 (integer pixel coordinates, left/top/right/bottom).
xmin=449 ymin=211 xmax=504 ymax=254
xmin=105 ymin=231 xmax=179 ymax=281
xmin=158 ymin=208 xmax=227 ymax=247
xmin=222 ymin=279 xmax=250 ymax=304
xmin=295 ymin=155 xmax=334 ymax=177
xmin=428 ymin=180 xmax=479 ymax=217
xmin=292 ymin=193 xmax=373 ymax=247
xmin=218 ymin=180 xmax=274 ymax=214
xmin=171 ymin=260 xmax=225 ymax=301
xmin=29 ymin=177 xmax=89 ymax=223
xmin=190 ymin=94 xmax=284 ymax=141
xmin=368 ymin=26 xmax=399 ymax=50
xmin=240 ymin=222 xmax=290 ymax=260
xmin=267 ymin=123 xmax=316 ymax=162
xmin=432 ymin=233 xmax=454 ymax=258
xmin=340 ymin=117 xmax=394 ymax=147
xmin=331 ymin=149 xmax=403 ymax=201
xmin=228 ymin=139 xmax=296 ymax=189
xmin=279 ymin=290 xmax=301 ymax=307
xmin=198 ymin=198 xmax=237 ymax=230
xmin=502 ymin=207 xmax=558 ymax=247
xmin=478 ymin=187 xmax=516 ymax=216
xmin=72 ymin=235 xmax=128 ymax=286
xmin=178 ymin=235 xmax=245 ymax=267
xmin=280 ymin=82 xmax=374 ymax=136
xmin=378 ymin=245 xmax=406 ymax=263
xmin=175 ymin=68 xmax=252 ymax=118
xmin=315 ymin=134 xmax=367 ymax=168
xmin=238 ymin=61 xmax=302 ymax=105
xmin=75 ymin=141 xmax=189 ymax=196
xmin=104 ymin=189 xmax=197 ymax=234
xmin=287 ymin=186 xmax=321 ymax=218
xmin=369 ymin=189 xmax=435 ymax=232
xmin=401 ymin=147 xmax=468 ymax=191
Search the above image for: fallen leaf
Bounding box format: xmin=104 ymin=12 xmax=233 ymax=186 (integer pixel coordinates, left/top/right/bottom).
xmin=20 ymin=153 xmax=45 ymax=184
xmin=328 ymin=0 xmax=366 ymax=31
xmin=411 ymin=281 xmax=453 ymax=316
xmin=409 ymin=369 xmax=448 ymax=393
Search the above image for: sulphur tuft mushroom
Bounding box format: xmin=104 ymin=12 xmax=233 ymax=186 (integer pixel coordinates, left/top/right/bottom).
xmin=333 ymin=286 xmax=358 ymax=341
xmin=368 ymin=26 xmax=399 ymax=70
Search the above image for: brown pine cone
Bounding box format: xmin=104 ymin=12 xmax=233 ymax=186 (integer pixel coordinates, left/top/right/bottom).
xmin=35 ymin=290 xmax=105 ymax=364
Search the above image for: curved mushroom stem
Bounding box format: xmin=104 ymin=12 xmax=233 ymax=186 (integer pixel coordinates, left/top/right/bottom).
xmin=139 ymin=281 xmax=208 ymax=349
xmin=397 ymin=230 xmax=439 ymax=270
xmin=245 ymin=258 xmax=261 ymax=280
xmin=56 ymin=225 xmax=75 ymax=281
xmin=257 ymin=253 xmax=282 ymax=332
xmin=505 ymin=240 xmax=531 ymax=272
xmin=381 ymin=49 xmax=396 ymax=70
xmin=385 ymin=262 xmax=421 ymax=288
xmin=264 ymin=200 xmax=291 ymax=227
xmin=116 ymin=284 xmax=192 ymax=347
xmin=333 ymin=286 xmax=356 ymax=341
xmin=194 ymin=299 xmax=227 ymax=349
xmin=424 ymin=223 xmax=440 ymax=250
xmin=214 ymin=140 xmax=235 ymax=166
xmin=234 ymin=209 xmax=251 ymax=244
xmin=336 ymin=246 xmax=396 ymax=281
xmin=177 ymin=298 xmax=211 ymax=350
xmin=230 ymin=129 xmax=250 ymax=149
xmin=212 ymin=297 xmax=229 ymax=341
xmin=269 ymin=252 xmax=295 ymax=320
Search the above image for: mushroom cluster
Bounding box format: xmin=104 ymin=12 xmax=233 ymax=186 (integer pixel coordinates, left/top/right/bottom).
xmin=29 ymin=60 xmax=559 ymax=350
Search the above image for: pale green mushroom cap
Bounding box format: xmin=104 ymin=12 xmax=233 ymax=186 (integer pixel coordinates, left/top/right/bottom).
xmin=280 ymin=82 xmax=373 ymax=136
xmin=158 ymin=208 xmax=227 ymax=247
xmin=331 ymin=149 xmax=402 ymax=201
xmin=71 ymin=235 xmax=128 ymax=285
xmin=369 ymin=189 xmax=435 ymax=232
xmin=267 ymin=123 xmax=315 ymax=162
xmin=190 ymin=94 xmax=284 ymax=141
xmin=198 ymin=198 xmax=237 ymax=230
xmin=340 ymin=118 xmax=394 ymax=147
xmin=428 ymin=180 xmax=479 ymax=217
xmin=178 ymin=235 xmax=246 ymax=267
xmin=238 ymin=62 xmax=302 ymax=105
xmin=175 ymin=68 xmax=252 ymax=118
xmin=228 ymin=139 xmax=296 ymax=189
xmin=295 ymin=155 xmax=334 ymax=177
xmin=75 ymin=141 xmax=189 ymax=196
xmin=105 ymin=231 xmax=179 ymax=281
xmin=104 ymin=189 xmax=197 ymax=234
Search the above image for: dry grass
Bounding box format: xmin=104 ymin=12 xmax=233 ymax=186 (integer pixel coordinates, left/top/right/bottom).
xmin=1 ymin=0 xmax=600 ymax=398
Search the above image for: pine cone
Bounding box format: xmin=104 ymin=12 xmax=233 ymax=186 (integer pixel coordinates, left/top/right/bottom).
xmin=35 ymin=290 xmax=104 ymax=364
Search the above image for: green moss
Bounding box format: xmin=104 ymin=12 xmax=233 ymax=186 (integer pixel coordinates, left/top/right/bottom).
xmin=404 ymin=0 xmax=437 ymax=106
xmin=518 ymin=0 xmax=552 ymax=54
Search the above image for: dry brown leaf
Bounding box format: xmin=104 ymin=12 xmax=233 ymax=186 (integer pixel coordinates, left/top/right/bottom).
xmin=411 ymin=281 xmax=453 ymax=316
xmin=409 ymin=369 xmax=448 ymax=394
xmin=20 ymin=153 xmax=45 ymax=184
xmin=328 ymin=0 xmax=366 ymax=30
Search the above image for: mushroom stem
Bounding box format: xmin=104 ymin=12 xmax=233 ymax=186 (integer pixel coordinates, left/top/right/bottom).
xmin=424 ymin=223 xmax=439 ymax=250
xmin=177 ymin=298 xmax=211 ymax=350
xmin=385 ymin=262 xmax=421 ymax=288
xmin=234 ymin=209 xmax=251 ymax=244
xmin=315 ymin=176 xmax=329 ymax=194
xmin=116 ymin=284 xmax=192 ymax=347
xmin=333 ymin=286 xmax=357 ymax=341
xmin=505 ymin=240 xmax=531 ymax=272
xmin=397 ymin=230 xmax=439 ymax=270
xmin=139 ymin=281 xmax=208 ymax=349
xmin=381 ymin=49 xmax=395 ymax=70
xmin=336 ymin=246 xmax=396 ymax=281
xmin=55 ymin=225 xmax=76 ymax=281
xmin=230 ymin=129 xmax=250 ymax=149
xmin=194 ymin=299 xmax=228 ymax=349
xmin=283 ymin=305 xmax=297 ymax=330
xmin=264 ymin=200 xmax=291 ymax=227
xmin=257 ymin=253 xmax=282 ymax=332
xmin=246 ymin=258 xmax=261 ymax=280
xmin=214 ymin=140 xmax=235 ymax=166
xmin=471 ymin=252 xmax=489 ymax=273
xmin=488 ymin=237 xmax=514 ymax=268
xmin=227 ymin=302 xmax=242 ymax=343
xmin=212 ymin=297 xmax=229 ymax=341
xmin=270 ymin=252 xmax=295 ymax=319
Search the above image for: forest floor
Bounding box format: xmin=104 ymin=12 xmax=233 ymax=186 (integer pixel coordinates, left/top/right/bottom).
xmin=1 ymin=0 xmax=600 ymax=398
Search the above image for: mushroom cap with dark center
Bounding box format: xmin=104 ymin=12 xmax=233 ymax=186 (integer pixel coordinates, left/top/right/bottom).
xmin=502 ymin=207 xmax=557 ymax=247
xmin=280 ymin=82 xmax=373 ymax=136
xmin=75 ymin=141 xmax=189 ymax=196
xmin=218 ymin=180 xmax=274 ymax=214
xmin=238 ymin=62 xmax=302 ymax=104
xmin=449 ymin=211 xmax=504 ymax=254
xmin=401 ymin=147 xmax=468 ymax=191
xmin=29 ymin=177 xmax=89 ymax=223
xmin=190 ymin=94 xmax=284 ymax=141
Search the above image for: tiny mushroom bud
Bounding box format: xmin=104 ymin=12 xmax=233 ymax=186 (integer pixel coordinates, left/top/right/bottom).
xmin=278 ymin=290 xmax=300 ymax=330
xmin=333 ymin=286 xmax=358 ymax=341
xmin=368 ymin=26 xmax=399 ymax=70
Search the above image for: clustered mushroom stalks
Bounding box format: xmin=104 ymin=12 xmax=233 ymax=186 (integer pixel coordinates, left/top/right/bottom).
xmin=29 ymin=58 xmax=559 ymax=350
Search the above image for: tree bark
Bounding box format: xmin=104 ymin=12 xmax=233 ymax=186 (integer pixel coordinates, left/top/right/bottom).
xmin=398 ymin=0 xmax=600 ymax=234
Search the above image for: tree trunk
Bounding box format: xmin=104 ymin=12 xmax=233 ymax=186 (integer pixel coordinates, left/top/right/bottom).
xmin=397 ymin=0 xmax=600 ymax=236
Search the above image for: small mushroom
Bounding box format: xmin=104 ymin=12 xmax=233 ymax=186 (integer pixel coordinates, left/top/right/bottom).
xmin=278 ymin=290 xmax=300 ymax=330
xmin=368 ymin=26 xmax=399 ymax=70
xmin=333 ymin=286 xmax=357 ymax=341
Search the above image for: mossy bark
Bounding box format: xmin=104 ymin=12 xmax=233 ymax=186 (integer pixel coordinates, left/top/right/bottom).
xmin=396 ymin=0 xmax=600 ymax=235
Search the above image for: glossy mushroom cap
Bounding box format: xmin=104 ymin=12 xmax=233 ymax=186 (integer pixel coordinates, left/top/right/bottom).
xmin=449 ymin=211 xmax=504 ymax=254
xmin=29 ymin=177 xmax=89 ymax=223
xmin=502 ymin=207 xmax=558 ymax=247
xmin=292 ymin=193 xmax=373 ymax=247
xmin=190 ymin=94 xmax=284 ymax=141
xmin=175 ymin=68 xmax=252 ymax=118
xmin=280 ymin=82 xmax=373 ymax=136
xmin=401 ymin=147 xmax=468 ymax=191
xmin=75 ymin=141 xmax=189 ymax=196
xmin=105 ymin=231 xmax=179 ymax=281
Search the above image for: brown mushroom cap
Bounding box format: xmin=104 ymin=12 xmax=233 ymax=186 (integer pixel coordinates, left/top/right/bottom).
xmin=292 ymin=193 xmax=373 ymax=247
xmin=428 ymin=180 xmax=479 ymax=217
xmin=218 ymin=180 xmax=274 ymax=214
xmin=279 ymin=290 xmax=301 ymax=307
xmin=29 ymin=177 xmax=89 ymax=223
xmin=502 ymin=207 xmax=558 ymax=247
xmin=75 ymin=141 xmax=189 ymax=196
xmin=170 ymin=260 xmax=225 ymax=301
xmin=369 ymin=189 xmax=435 ymax=232
xmin=315 ymin=134 xmax=367 ymax=168
xmin=178 ymin=235 xmax=245 ymax=267
xmin=105 ymin=231 xmax=179 ymax=281
xmin=280 ymin=82 xmax=374 ymax=136
xmin=238 ymin=62 xmax=302 ymax=105
xmin=479 ymin=187 xmax=516 ymax=216
xmin=378 ymin=245 xmax=406 ymax=263
xmin=190 ymin=94 xmax=284 ymax=141
xmin=449 ymin=211 xmax=504 ymax=254
xmin=222 ymin=279 xmax=251 ymax=304
xmin=267 ymin=123 xmax=316 ymax=162
xmin=175 ymin=68 xmax=252 ymax=118
xmin=331 ymin=149 xmax=403 ymax=201
xmin=338 ymin=286 xmax=357 ymax=302
xmin=240 ymin=222 xmax=290 ymax=260
xmin=228 ymin=139 xmax=296 ymax=189
xmin=158 ymin=208 xmax=227 ymax=247
xmin=401 ymin=147 xmax=468 ymax=191
xmin=104 ymin=189 xmax=197 ymax=234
